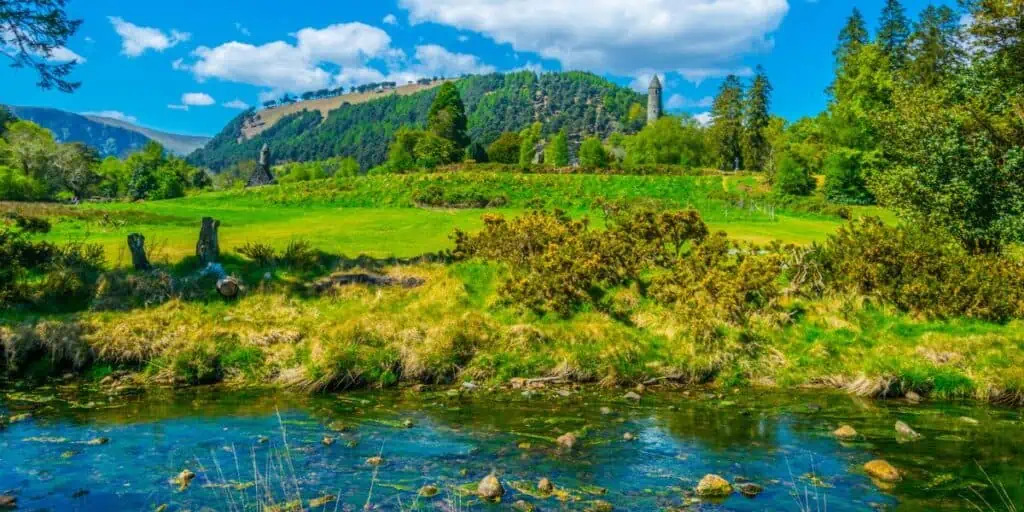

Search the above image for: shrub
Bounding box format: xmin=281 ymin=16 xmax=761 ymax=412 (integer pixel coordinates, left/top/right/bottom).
xmin=820 ymin=217 xmax=1024 ymax=321
xmin=774 ymin=154 xmax=815 ymax=196
xmin=466 ymin=141 xmax=489 ymax=163
xmin=37 ymin=241 xmax=106 ymax=308
xmin=578 ymin=137 xmax=609 ymax=169
xmin=544 ymin=130 xmax=570 ymax=167
xmin=281 ymin=240 xmax=319 ymax=271
xmin=487 ymin=132 xmax=522 ymax=164
xmin=92 ymin=269 xmax=175 ymax=311
xmin=237 ymin=242 xmax=277 ymax=266
xmin=413 ymin=131 xmax=458 ymax=169
xmin=171 ymin=343 xmax=223 ymax=385
xmin=412 ymin=184 xmax=508 ymax=208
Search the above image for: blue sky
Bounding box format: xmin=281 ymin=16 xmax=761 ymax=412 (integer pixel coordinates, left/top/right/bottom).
xmin=3 ymin=0 xmax=956 ymax=137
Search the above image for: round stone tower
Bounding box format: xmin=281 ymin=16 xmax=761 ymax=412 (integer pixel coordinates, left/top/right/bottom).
xmin=647 ymin=75 xmax=663 ymax=125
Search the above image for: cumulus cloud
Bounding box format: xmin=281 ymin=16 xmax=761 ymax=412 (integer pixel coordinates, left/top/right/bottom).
xmin=186 ymin=22 xmax=401 ymax=92
xmin=383 ymin=14 xmax=399 ymax=25
xmin=81 ymin=110 xmax=137 ymax=123
xmin=223 ymin=99 xmax=251 ymax=109
xmin=182 ymin=92 xmax=215 ymax=106
xmin=399 ymin=0 xmax=787 ymax=75
xmin=2 ymin=31 xmax=85 ymax=63
xmin=666 ymin=94 xmax=713 ymax=110
xmin=109 ymin=16 xmax=190 ymax=57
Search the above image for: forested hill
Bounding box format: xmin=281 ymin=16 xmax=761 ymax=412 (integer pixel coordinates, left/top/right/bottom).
xmin=5 ymin=106 xmax=152 ymax=157
xmin=188 ymin=71 xmax=647 ymax=171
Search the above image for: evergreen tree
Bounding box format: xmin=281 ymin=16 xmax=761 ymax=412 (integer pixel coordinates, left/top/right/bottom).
xmin=466 ymin=141 xmax=488 ymax=163
xmin=0 ymin=107 xmax=15 ymax=136
xmin=427 ymin=82 xmax=469 ymax=161
xmin=709 ymin=75 xmax=746 ymax=170
xmin=835 ymin=8 xmax=870 ymax=65
xmin=519 ymin=122 xmax=542 ymax=167
xmin=908 ymin=5 xmax=964 ymax=86
xmin=878 ymin=0 xmax=911 ymax=69
xmin=743 ymin=66 xmax=773 ymax=171
xmin=1 ymin=0 xmax=83 ymax=92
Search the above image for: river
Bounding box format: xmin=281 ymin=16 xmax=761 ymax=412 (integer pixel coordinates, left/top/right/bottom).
xmin=1 ymin=385 xmax=1021 ymax=511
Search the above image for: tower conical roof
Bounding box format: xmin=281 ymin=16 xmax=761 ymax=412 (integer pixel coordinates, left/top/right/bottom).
xmin=649 ymin=74 xmax=662 ymax=89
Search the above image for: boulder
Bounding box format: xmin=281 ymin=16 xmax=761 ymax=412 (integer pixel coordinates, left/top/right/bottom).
xmin=556 ymin=432 xmax=578 ymax=451
xmin=478 ymin=474 xmax=505 ymax=501
xmin=173 ymin=469 xmax=196 ymax=490
xmin=696 ymin=474 xmax=732 ymax=497
xmin=864 ymin=460 xmax=900 ymax=482
xmin=85 ymin=437 xmax=110 ymax=446
xmin=833 ymin=425 xmax=858 ymax=439
xmin=905 ymin=390 xmax=922 ymax=403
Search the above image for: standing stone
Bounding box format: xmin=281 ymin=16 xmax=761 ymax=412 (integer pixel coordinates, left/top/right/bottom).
xmin=127 ymin=233 xmax=151 ymax=271
xmin=647 ymin=75 xmax=663 ymax=125
xmin=196 ymin=217 xmax=220 ymax=265
xmin=246 ymin=144 xmax=276 ymax=187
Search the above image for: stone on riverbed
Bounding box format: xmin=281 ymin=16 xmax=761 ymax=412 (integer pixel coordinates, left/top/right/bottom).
xmin=538 ymin=477 xmax=554 ymax=493
xmin=623 ymin=432 xmax=636 ymax=442
xmin=895 ymin=421 xmax=922 ymax=442
xmin=0 ymin=494 xmax=16 ymax=509
xmin=85 ymin=437 xmax=109 ymax=446
xmin=366 ymin=456 xmax=384 ymax=466
xmin=588 ymin=500 xmax=613 ymax=512
xmin=418 ymin=484 xmax=439 ymax=498
xmin=321 ymin=436 xmax=335 ymax=446
xmin=737 ymin=482 xmax=764 ymax=497
xmin=556 ymin=432 xmax=578 ymax=451
xmin=864 ymin=460 xmax=901 ymax=482
xmin=696 ymin=474 xmax=732 ymax=497
xmin=623 ymin=391 xmax=641 ymax=401
xmin=478 ymin=473 xmax=505 ymax=501
xmin=833 ymin=425 xmax=858 ymax=439
xmin=172 ymin=469 xmax=195 ymax=490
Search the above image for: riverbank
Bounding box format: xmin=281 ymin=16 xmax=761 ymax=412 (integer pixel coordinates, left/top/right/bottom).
xmin=3 ymin=260 xmax=1023 ymax=405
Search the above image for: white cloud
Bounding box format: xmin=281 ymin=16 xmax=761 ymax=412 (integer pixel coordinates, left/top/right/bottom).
xmin=109 ymin=16 xmax=190 ymax=57
xmin=223 ymin=99 xmax=251 ymax=109
xmin=693 ymin=112 xmax=713 ymax=126
xmin=383 ymin=14 xmax=398 ymax=25
xmin=409 ymin=44 xmax=494 ymax=76
xmin=678 ymin=66 xmax=753 ymax=85
xmin=457 ymin=35 xmax=469 ymax=43
xmin=399 ymin=0 xmax=787 ymax=75
xmin=167 ymin=104 xmax=189 ymax=111
xmin=666 ymin=94 xmax=713 ymax=110
xmin=630 ymin=72 xmax=665 ymax=92
xmin=171 ymin=58 xmax=188 ymax=71
xmin=81 ymin=110 xmax=137 ymax=123
xmin=235 ymin=22 xmax=251 ymax=36
xmin=182 ymin=92 xmax=215 ymax=106
xmin=47 ymin=46 xmax=86 ymax=63
xmin=186 ymin=22 xmax=400 ymax=92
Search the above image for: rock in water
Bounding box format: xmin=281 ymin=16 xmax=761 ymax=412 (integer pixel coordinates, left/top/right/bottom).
xmin=556 ymin=432 xmax=578 ymax=451
xmin=623 ymin=432 xmax=636 ymax=442
xmin=0 ymin=495 xmax=16 ymax=508
xmin=833 ymin=425 xmax=858 ymax=439
xmin=737 ymin=482 xmax=764 ymax=497
xmin=623 ymin=391 xmax=642 ymax=401
xmin=173 ymin=469 xmax=196 ymax=490
xmin=365 ymin=456 xmax=384 ymax=466
xmin=478 ymin=474 xmax=505 ymax=501
xmin=960 ymin=416 xmax=979 ymax=425
xmin=696 ymin=474 xmax=732 ymax=497
xmin=537 ymin=477 xmax=554 ymax=493
xmin=588 ymin=500 xmax=613 ymax=512
xmin=321 ymin=436 xmax=335 ymax=446
xmin=85 ymin=437 xmax=110 ymax=446
xmin=512 ymin=500 xmax=535 ymax=512
xmin=418 ymin=485 xmax=439 ymax=498
xmin=864 ymin=460 xmax=901 ymax=482
xmin=895 ymin=421 xmax=922 ymax=441
xmin=905 ymin=390 xmax=922 ymax=403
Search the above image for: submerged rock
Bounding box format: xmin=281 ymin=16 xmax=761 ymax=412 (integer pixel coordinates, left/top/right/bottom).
xmin=321 ymin=436 xmax=335 ymax=446
xmin=0 ymin=495 xmax=16 ymax=509
xmin=418 ymin=484 xmax=439 ymax=498
xmin=85 ymin=437 xmax=109 ymax=446
xmin=308 ymin=495 xmax=336 ymax=508
xmin=833 ymin=425 xmax=858 ymax=439
xmin=403 ymin=419 xmax=415 ymax=428
xmin=173 ymin=469 xmax=196 ymax=490
xmin=623 ymin=432 xmax=636 ymax=442
xmin=538 ymin=477 xmax=554 ymax=493
xmin=960 ymin=416 xmax=979 ymax=425
xmin=737 ymin=482 xmax=764 ymax=497
xmin=588 ymin=500 xmax=614 ymax=512
xmin=623 ymin=391 xmax=642 ymax=401
xmin=905 ymin=391 xmax=922 ymax=403
xmin=366 ymin=456 xmax=384 ymax=466
xmin=696 ymin=474 xmax=732 ymax=497
xmin=478 ymin=474 xmax=505 ymax=501
xmin=512 ymin=500 xmax=535 ymax=511
xmin=895 ymin=421 xmax=922 ymax=441
xmin=556 ymin=432 xmax=578 ymax=451
xmin=864 ymin=460 xmax=901 ymax=482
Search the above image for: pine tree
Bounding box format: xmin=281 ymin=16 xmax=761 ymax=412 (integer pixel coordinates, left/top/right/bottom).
xmin=427 ymin=82 xmax=469 ymax=161
xmin=544 ymin=130 xmax=570 ymax=167
xmin=878 ymin=0 xmax=911 ymax=69
xmin=743 ymin=66 xmax=773 ymax=172
xmin=835 ymin=8 xmax=870 ymax=65
xmin=908 ymin=5 xmax=964 ymax=86
xmin=709 ymin=75 xmax=746 ymax=170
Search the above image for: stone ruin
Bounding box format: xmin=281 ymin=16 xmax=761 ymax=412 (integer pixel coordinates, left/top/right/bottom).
xmin=246 ymin=143 xmax=276 ymax=187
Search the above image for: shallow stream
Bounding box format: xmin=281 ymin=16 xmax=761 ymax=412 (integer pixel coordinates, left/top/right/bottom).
xmin=1 ymin=386 xmax=1022 ymax=511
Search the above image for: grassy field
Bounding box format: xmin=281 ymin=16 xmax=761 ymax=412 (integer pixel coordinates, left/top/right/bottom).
xmin=10 ymin=171 xmax=1018 ymax=405
xmin=6 ymin=172 xmax=866 ymax=265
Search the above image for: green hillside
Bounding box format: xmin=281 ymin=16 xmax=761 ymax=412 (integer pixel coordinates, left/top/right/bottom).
xmin=187 ymin=71 xmax=646 ymax=171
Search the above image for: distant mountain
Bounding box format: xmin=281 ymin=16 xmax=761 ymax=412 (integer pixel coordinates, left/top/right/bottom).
xmin=188 ymin=71 xmax=647 ymax=171
xmin=4 ymin=105 xmax=209 ymax=157
xmin=84 ymin=115 xmax=210 ymax=156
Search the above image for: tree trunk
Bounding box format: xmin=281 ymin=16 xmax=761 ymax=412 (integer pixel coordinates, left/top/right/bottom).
xmin=127 ymin=233 xmax=151 ymax=271
xmin=216 ymin=277 xmax=240 ymax=298
xmin=196 ymin=217 xmax=220 ymax=265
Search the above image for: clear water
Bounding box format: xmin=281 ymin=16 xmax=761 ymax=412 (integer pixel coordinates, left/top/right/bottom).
xmin=1 ymin=386 xmax=1022 ymax=511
